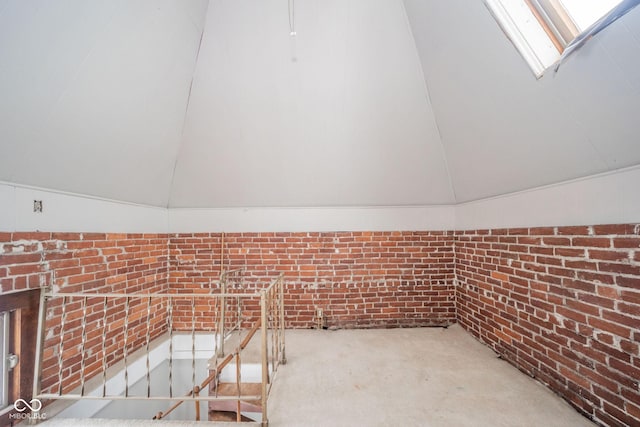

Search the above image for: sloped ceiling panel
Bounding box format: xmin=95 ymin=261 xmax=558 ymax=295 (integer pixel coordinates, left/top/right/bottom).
xmin=169 ymin=0 xmax=455 ymax=208
xmin=404 ymin=0 xmax=640 ymax=203
xmin=0 ymin=0 xmax=209 ymax=206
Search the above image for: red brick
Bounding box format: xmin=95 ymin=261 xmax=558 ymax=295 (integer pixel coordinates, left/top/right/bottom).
xmin=491 ymin=271 xmax=508 ymax=281
xmin=621 ymin=290 xmax=640 ymax=305
xmin=587 ymin=249 xmax=631 ymax=261
xmin=66 ymin=241 xmax=93 ymax=249
xmin=528 ymin=227 xmax=555 ymax=236
xmin=547 ymin=267 xmax=576 ymax=278
xmin=593 ymin=387 xmax=625 ymax=410
xmin=576 ymin=271 xmax=615 ymax=285
xmin=626 ymin=402 xmax=640 ymax=423
xmin=559 ymin=365 xmax=591 ymax=389
xmin=536 ymin=256 xmax=562 ymax=266
xmin=555 ymin=247 xmax=586 ymax=257
xmin=542 ymin=237 xmax=571 ymax=246
xmin=517 ymin=237 xmax=542 ymax=245
xmin=11 ymin=232 xmax=52 ymax=241
xmin=622 ymin=388 xmax=640 ymax=407
xmin=617 ymin=276 xmax=640 ymax=288
xmin=596 ymin=285 xmax=619 ymax=299
xmin=617 ymin=303 xmax=640 ymax=317
xmin=602 ymin=310 xmax=637 ymax=332
xmin=599 ymin=262 xmax=640 ymax=276
xmin=592 ymin=224 xmax=638 ymax=235
xmin=563 ymin=279 xmax=596 ymax=293
xmin=106 ymin=233 xmax=128 ymax=240
xmin=566 ymin=299 xmax=600 ymax=316
xmin=564 ymin=260 xmax=598 ymax=271
xmin=8 ymin=263 xmax=44 ymax=275
xmin=595 ymin=363 xmax=638 ymax=391
xmin=556 ymin=307 xmax=587 ymax=323
xmin=588 ymin=317 xmax=630 ymax=340
xmin=0 ymin=253 xmax=42 ymax=266
xmin=572 ymin=237 xmax=611 ymax=248
xmin=602 ymin=401 xmax=638 ymax=427
xmin=51 ymin=232 xmax=83 ymax=240
xmin=620 ymin=339 xmax=638 ymax=355
xmin=612 ymin=238 xmax=640 ymax=249
xmin=557 ymin=226 xmax=591 ymax=235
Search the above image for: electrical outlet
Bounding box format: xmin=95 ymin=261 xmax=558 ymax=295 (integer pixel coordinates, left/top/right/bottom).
xmin=33 ymin=200 xmax=43 ymax=213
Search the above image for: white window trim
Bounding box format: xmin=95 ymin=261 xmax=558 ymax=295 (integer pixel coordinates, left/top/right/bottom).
xmin=485 ymin=0 xmax=557 ymax=77
xmin=559 ymin=0 xmax=640 ymax=66
xmin=485 ymin=0 xmax=640 ymax=78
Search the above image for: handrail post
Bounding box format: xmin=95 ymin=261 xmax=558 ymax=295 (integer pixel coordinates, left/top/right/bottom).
xmin=260 ymin=290 xmax=269 ymax=427
xmin=279 ymin=276 xmax=286 ymax=364
xmin=218 ymin=233 xmax=225 ymax=358
xmin=194 ymin=385 xmax=201 ymax=421
xmin=29 ymin=287 xmax=48 ymax=425
xmin=236 ymin=351 xmax=242 ymax=422
xmin=218 ymin=274 xmax=226 ymax=357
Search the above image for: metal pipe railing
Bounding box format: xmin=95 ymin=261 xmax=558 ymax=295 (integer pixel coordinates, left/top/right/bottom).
xmin=32 ymin=268 xmax=286 ymax=425
xmin=156 ymin=318 xmax=263 ymax=420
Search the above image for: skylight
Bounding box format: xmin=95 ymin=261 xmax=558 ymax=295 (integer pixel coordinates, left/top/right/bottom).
xmin=560 ymin=0 xmax=622 ymax=31
xmin=485 ymin=0 xmax=625 ymax=77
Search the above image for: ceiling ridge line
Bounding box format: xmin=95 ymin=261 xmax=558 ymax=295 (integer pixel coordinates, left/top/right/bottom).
xmin=399 ymin=0 xmax=458 ymax=204
xmin=165 ymin=0 xmax=211 ymax=209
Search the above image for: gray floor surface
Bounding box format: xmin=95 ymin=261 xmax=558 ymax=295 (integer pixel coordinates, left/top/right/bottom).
xmin=41 ymin=325 xmax=594 ymax=427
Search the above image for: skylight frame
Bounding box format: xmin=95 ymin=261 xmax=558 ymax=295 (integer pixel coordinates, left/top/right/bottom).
xmin=525 ymin=0 xmax=579 ymax=50
xmin=485 ymin=0 xmax=561 ymax=76
xmin=484 ymin=0 xmax=628 ymax=78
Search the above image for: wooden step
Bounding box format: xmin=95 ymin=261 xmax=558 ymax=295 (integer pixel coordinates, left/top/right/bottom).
xmin=209 ymin=382 xmax=262 ymax=414
xmin=209 ymin=410 xmax=256 ymax=422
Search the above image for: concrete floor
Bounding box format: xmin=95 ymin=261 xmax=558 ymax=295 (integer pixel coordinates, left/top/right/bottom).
xmin=41 ymin=325 xmax=594 ymax=427
xmin=267 ymin=325 xmax=595 ymax=427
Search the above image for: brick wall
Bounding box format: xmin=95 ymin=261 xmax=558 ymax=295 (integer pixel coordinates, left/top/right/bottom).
xmin=1 ymin=225 xmax=638 ymax=426
xmin=0 ymin=230 xmax=455 ymax=395
xmin=169 ymin=232 xmax=456 ymax=329
xmin=0 ymin=232 xmax=169 ymax=394
xmin=456 ymin=224 xmax=640 ymax=427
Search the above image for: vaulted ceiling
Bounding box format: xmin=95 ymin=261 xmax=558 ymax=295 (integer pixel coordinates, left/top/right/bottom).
xmin=1 ymin=0 xmax=639 ymax=208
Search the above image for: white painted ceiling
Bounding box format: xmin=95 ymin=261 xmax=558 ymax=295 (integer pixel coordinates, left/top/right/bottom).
xmin=0 ymin=0 xmax=208 ymax=206
xmin=404 ymin=0 xmax=640 ymax=202
xmin=0 ymin=0 xmax=639 ymax=208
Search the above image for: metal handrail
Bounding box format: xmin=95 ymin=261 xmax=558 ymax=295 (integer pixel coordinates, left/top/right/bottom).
xmin=154 ymin=319 xmax=262 ymax=420
xmin=32 ymin=268 xmax=286 ymax=426
xmin=156 ymin=273 xmax=286 ymax=425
